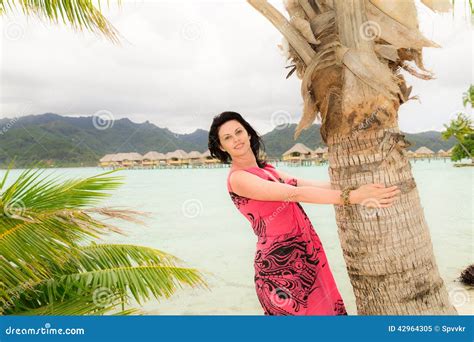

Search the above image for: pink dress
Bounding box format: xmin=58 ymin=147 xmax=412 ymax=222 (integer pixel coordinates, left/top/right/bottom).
xmin=227 ymin=163 xmax=347 ymax=316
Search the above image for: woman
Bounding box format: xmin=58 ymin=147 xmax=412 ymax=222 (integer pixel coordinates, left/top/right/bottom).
xmin=208 ymin=111 xmax=400 ymax=316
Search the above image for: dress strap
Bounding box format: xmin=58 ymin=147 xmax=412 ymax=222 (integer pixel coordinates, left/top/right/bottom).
xmin=261 ymin=168 xmax=280 ymax=183
xmin=261 ymin=164 xmax=281 ymax=182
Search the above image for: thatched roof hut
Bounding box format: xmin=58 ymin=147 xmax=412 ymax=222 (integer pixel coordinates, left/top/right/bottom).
xmin=143 ymin=151 xmax=166 ymax=160
xmin=415 ymin=147 xmax=434 ymax=156
xmin=109 ymin=153 xmax=143 ymax=167
xmin=165 ymin=150 xmax=189 ymax=165
xmin=186 ymin=151 xmax=204 ymax=165
xmin=201 ymin=149 xmax=219 ymax=163
xmin=111 ymin=152 xmax=143 ymax=161
xmin=312 ymin=146 xmax=328 ymax=159
xmin=142 ymin=151 xmax=166 ymax=166
xmin=283 ymin=143 xmax=313 ymax=163
xmin=436 ymin=149 xmax=450 ymax=157
xmin=99 ymin=153 xmax=116 ymax=166
xmin=166 ymin=150 xmax=188 ymax=159
xmin=99 ymin=154 xmax=116 ymax=163
xmin=313 ymin=147 xmax=325 ymax=154
xmin=283 ymin=143 xmax=313 ymax=156
xmin=187 ymin=151 xmax=203 ymax=159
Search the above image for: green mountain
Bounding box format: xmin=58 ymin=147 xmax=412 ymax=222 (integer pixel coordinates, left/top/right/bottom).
xmin=261 ymin=123 xmax=458 ymax=156
xmin=0 ymin=113 xmax=457 ymax=168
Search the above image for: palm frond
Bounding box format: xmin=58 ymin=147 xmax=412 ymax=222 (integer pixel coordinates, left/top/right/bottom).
xmin=36 ymin=264 xmax=207 ymax=309
xmin=1 ymin=168 xmax=124 ymax=212
xmin=4 ymin=242 xmax=207 ymax=315
xmin=0 ymin=207 xmax=141 ymax=285
xmin=68 ymin=243 xmax=184 ymax=271
xmin=1 ymin=0 xmax=122 ymax=43
xmin=15 ymin=289 xmax=127 ymax=316
xmin=1 ymin=167 xmax=207 ymax=315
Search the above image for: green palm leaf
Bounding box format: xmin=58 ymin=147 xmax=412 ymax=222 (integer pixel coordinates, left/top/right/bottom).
xmin=56 ymin=265 xmax=206 ymax=304
xmin=68 ymin=243 xmax=184 ymax=271
xmin=0 ymin=0 xmax=121 ymax=43
xmin=0 ymin=169 xmax=135 ymax=290
xmin=0 ymin=168 xmax=207 ymax=315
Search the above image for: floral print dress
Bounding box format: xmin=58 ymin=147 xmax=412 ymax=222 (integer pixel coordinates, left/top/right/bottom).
xmin=227 ymin=163 xmax=347 ymax=315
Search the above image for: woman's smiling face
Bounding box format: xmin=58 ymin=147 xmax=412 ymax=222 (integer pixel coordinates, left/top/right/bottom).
xmin=218 ymin=119 xmax=251 ymax=158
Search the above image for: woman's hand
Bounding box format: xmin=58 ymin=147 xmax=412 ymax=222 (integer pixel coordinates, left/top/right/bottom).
xmin=349 ymin=184 xmax=401 ymax=208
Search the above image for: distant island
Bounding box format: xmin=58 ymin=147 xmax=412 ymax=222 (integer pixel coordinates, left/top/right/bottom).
xmin=0 ymin=113 xmax=457 ymax=168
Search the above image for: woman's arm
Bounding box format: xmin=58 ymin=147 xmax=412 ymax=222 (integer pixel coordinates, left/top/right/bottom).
xmin=230 ymin=170 xmax=342 ymax=204
xmin=275 ymin=169 xmax=332 ymax=189
xmin=230 ymin=171 xmax=400 ymax=207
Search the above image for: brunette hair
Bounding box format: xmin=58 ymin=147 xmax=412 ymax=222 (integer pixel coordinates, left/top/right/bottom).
xmin=208 ymin=111 xmax=267 ymax=168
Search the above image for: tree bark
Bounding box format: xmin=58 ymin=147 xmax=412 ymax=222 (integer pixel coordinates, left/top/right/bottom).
xmin=326 ymin=0 xmax=456 ymax=315
xmin=248 ymin=0 xmax=459 ymax=314
xmin=327 ymin=126 xmax=458 ymax=314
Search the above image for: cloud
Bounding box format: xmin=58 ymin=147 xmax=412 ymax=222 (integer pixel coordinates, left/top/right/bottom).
xmin=0 ymin=0 xmax=471 ymax=134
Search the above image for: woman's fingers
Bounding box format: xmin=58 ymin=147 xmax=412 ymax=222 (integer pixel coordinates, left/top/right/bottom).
xmin=381 ymin=189 xmax=401 ymax=199
xmin=380 ymin=198 xmax=396 ymax=205
xmin=378 ymin=186 xmax=399 ymax=195
xmin=372 ymin=184 xmax=398 ymax=190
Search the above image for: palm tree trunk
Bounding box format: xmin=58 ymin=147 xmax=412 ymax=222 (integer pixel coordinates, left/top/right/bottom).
xmin=328 ymin=0 xmax=456 ymax=314
xmin=457 ymin=140 xmax=473 ymax=162
xmin=327 ymin=126 xmax=458 ymax=314
xmin=248 ymin=0 xmax=458 ymax=314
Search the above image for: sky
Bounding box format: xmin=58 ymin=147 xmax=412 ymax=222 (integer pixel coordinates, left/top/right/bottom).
xmin=0 ymin=0 xmax=472 ymax=135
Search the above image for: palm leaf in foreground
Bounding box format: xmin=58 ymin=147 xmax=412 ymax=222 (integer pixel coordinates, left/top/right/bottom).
xmin=0 ymin=0 xmax=121 ymax=43
xmin=0 ymin=168 xmax=207 ymax=315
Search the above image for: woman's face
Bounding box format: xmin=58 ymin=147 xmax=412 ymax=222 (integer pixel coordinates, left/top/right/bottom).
xmin=218 ymin=120 xmax=252 ymax=158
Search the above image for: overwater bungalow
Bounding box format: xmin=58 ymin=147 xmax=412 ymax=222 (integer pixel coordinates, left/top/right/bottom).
xmin=187 ymin=151 xmax=204 ymax=166
xmin=436 ymin=149 xmax=451 ymax=158
xmin=113 ymin=152 xmax=143 ymax=167
xmin=99 ymin=154 xmax=116 ymax=167
xmin=282 ymin=143 xmax=313 ymax=165
xmin=201 ymin=150 xmax=220 ymax=166
xmin=166 ymin=150 xmax=189 ymax=166
xmin=414 ymin=146 xmax=435 ymax=159
xmin=312 ymin=146 xmax=328 ymax=159
xmin=99 ymin=150 xmax=225 ymax=169
xmin=142 ymin=151 xmax=167 ymax=167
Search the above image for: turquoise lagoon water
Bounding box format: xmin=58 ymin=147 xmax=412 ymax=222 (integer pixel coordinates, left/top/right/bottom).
xmin=3 ymin=160 xmax=472 ymax=315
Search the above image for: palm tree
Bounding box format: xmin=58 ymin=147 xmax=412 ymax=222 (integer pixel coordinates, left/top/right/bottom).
xmin=247 ymin=0 xmax=461 ymax=314
xmin=0 ymin=167 xmax=206 ymax=315
xmin=442 ymin=114 xmax=474 ymax=164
